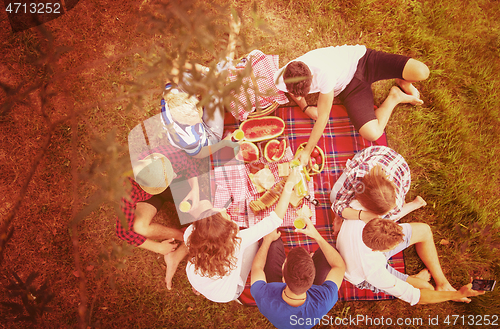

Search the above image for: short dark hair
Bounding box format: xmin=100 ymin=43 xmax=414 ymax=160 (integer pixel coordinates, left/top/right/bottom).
xmin=362 ymin=218 xmax=404 ymax=251
xmin=283 ymin=61 xmax=312 ymax=97
xmin=283 ymin=247 xmax=315 ymax=294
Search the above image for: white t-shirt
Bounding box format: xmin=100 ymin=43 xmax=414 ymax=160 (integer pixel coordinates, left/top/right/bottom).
xmin=274 ymin=45 xmax=367 ymax=96
xmin=336 ymin=220 xmax=421 ymax=306
xmin=184 ymin=211 xmax=283 ymax=303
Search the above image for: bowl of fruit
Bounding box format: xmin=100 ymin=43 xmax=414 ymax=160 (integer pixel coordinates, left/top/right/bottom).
xmin=295 ymin=143 xmax=325 ymax=175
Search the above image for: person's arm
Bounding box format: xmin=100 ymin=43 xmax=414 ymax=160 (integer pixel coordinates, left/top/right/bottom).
xmin=287 ymin=93 xmax=308 ymax=111
xmin=295 ymin=91 xmax=334 ymax=166
xmin=239 ymin=168 xmax=302 ymax=248
xmin=274 ymin=167 xmax=302 ymax=218
xmin=139 ymin=238 xmax=179 ymax=255
xmin=192 ymin=135 xmax=239 ymax=159
xmin=341 ymin=207 xmax=381 ymax=223
xmin=418 ymin=281 xmax=485 ymax=305
xmin=332 ymin=172 xmax=357 ymax=219
xmin=250 ymin=230 xmax=281 ymax=285
xmin=182 ymin=176 xmax=200 ymax=211
xmin=387 ymin=196 xmax=427 ymax=221
xmin=296 ymin=216 xmax=346 ymax=288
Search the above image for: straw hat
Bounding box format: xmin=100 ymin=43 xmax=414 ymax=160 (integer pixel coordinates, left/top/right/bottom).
xmin=133 ymin=153 xmax=174 ymax=195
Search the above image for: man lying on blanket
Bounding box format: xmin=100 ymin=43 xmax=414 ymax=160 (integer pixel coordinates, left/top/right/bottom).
xmin=336 ymin=218 xmax=485 ymax=305
xmin=250 ymin=216 xmax=345 ymax=329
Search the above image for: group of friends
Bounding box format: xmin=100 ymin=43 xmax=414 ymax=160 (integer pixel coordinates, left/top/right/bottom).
xmin=116 ymin=19 xmax=485 ymax=329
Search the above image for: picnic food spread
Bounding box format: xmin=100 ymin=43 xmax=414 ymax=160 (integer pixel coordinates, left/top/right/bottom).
xmin=239 ymin=120 xmax=318 ymax=221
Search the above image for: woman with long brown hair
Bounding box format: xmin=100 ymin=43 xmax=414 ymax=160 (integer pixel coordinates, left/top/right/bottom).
xmin=184 ymin=168 xmax=301 ymax=302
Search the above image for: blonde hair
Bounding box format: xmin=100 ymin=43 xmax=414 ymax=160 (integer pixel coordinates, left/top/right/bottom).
xmin=165 ymin=92 xmax=203 ymax=126
xmin=356 ymin=165 xmax=397 ymax=215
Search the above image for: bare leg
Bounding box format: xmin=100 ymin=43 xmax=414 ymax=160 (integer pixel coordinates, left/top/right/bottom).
xmin=396 ymin=79 xmax=421 ymax=99
xmin=407 ymin=269 xmax=434 ymax=290
xmin=164 ymin=243 xmax=188 ymax=290
xmin=401 ymin=58 xmax=430 ymax=82
xmin=389 ymin=196 xmax=427 ymax=221
xmin=409 ymin=223 xmax=471 ymax=302
xmin=395 ymin=58 xmax=429 ymax=101
xmin=134 ymin=202 xmax=183 ymax=241
xmin=359 ymin=86 xmax=424 ymax=141
xmin=145 ymin=223 xmax=183 ymax=241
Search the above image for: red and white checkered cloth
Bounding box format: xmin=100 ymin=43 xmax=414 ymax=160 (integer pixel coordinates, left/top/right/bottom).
xmin=213 ymin=162 xmax=249 ymax=227
xmin=228 ymin=50 xmax=289 ymax=121
xmin=213 ymin=145 xmax=316 ymax=228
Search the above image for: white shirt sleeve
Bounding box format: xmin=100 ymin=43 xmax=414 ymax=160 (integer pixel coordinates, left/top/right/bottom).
xmin=239 ymin=211 xmax=283 ymax=249
xmin=365 ymin=268 xmax=421 ymax=306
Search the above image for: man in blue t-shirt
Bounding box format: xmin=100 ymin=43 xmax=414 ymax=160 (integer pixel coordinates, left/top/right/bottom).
xmin=251 ymin=216 xmax=345 ymax=329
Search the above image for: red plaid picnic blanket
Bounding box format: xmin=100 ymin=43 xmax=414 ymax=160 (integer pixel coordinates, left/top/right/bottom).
xmin=220 ymin=104 xmax=405 ymax=304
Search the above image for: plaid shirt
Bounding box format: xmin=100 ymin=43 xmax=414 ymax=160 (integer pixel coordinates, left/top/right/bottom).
xmin=333 ymin=146 xmax=411 ymax=220
xmin=116 ymin=144 xmax=205 ymax=246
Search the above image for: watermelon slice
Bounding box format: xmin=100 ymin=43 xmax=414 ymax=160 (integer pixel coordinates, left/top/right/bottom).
xmin=272 ymin=139 xmax=286 ymax=162
xmin=264 ymin=139 xmax=279 ymax=162
xmin=239 ymin=116 xmax=285 ymax=142
xmin=235 ymin=141 xmax=259 ymax=162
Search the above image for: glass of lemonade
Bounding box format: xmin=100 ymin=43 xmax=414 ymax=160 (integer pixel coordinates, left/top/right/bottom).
xmin=293 ymin=217 xmax=306 ymax=229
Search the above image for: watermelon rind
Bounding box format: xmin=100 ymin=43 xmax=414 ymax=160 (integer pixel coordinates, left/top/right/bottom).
xmin=264 ymin=139 xmax=280 ymax=162
xmin=236 ymin=141 xmax=260 ymax=163
xmin=272 ymin=139 xmax=286 ymax=161
xmin=239 ymin=116 xmax=285 ymax=142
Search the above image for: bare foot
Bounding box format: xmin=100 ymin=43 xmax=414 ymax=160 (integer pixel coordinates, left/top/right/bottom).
xmin=436 ymin=283 xmax=471 ymax=303
xmin=413 ymin=268 xmax=431 ymax=281
xmin=413 ymin=196 xmax=427 ymax=209
xmin=164 ymin=244 xmax=188 ymax=290
xmin=396 ymin=78 xmax=421 ymax=100
xmin=389 ymin=86 xmax=423 ymax=106
xmin=407 ymin=269 xmax=434 ymax=289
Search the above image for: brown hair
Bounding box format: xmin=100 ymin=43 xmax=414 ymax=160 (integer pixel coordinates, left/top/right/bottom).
xmin=355 ymin=165 xmax=397 ymax=216
xmin=283 ymin=247 xmax=315 ymax=295
xmin=362 ymin=218 xmax=404 ymax=251
xmin=283 ymin=61 xmax=312 ymax=97
xmin=187 ymin=209 xmax=241 ymax=278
